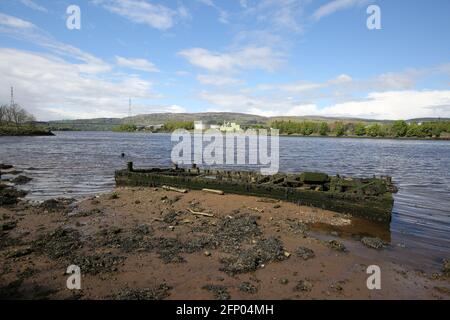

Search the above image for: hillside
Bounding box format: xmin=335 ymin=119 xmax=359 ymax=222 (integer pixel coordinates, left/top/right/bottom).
xmin=47 ymin=112 xmax=447 ymax=131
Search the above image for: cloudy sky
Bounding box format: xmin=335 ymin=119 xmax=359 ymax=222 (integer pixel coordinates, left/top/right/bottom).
xmin=0 ymin=0 xmax=450 ymax=120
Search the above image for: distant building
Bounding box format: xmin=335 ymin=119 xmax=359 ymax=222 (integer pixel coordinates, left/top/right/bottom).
xmin=194 ymin=121 xmax=207 ymax=130
xmin=210 ymin=125 xmax=220 ymax=130
xmin=145 ymin=124 xmax=164 ymax=131
xmin=220 ymin=122 xmax=241 ymax=132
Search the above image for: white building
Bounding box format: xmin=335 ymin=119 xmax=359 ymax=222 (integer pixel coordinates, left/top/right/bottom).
xmin=220 ymin=122 xmax=241 ymax=132
xmin=194 ymin=121 xmax=207 ymax=130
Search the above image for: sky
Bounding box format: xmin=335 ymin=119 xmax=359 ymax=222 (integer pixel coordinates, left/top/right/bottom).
xmin=0 ymin=0 xmax=450 ymax=121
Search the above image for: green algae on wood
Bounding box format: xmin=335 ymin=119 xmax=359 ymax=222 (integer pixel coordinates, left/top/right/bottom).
xmin=115 ymin=163 xmax=397 ymax=223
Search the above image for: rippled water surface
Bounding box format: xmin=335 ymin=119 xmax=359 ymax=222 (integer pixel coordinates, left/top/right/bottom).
xmin=1 ymin=131 xmax=449 ymax=270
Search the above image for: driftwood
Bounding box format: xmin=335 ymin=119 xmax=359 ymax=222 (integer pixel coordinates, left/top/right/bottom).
xmin=162 ymin=185 xmax=188 ymax=193
xmin=188 ymin=209 xmax=215 ymax=218
xmin=202 ymin=188 xmax=224 ymax=195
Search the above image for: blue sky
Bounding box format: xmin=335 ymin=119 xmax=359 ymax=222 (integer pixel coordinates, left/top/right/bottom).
xmin=0 ymin=0 xmax=450 ymax=120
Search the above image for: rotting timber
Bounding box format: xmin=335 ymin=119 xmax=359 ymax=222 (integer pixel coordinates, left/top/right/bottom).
xmin=115 ymin=162 xmax=397 ymax=223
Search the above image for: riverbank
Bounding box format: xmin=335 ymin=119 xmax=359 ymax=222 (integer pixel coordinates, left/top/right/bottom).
xmin=0 ymin=125 xmax=54 ymax=136
xmin=0 ymin=184 xmax=448 ymax=300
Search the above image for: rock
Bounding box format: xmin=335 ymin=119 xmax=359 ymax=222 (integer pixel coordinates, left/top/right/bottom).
xmin=1 ymin=221 xmax=17 ymax=231
xmin=8 ymin=170 xmax=23 ymax=175
xmin=114 ymin=283 xmax=172 ymax=300
xmin=11 ymin=175 xmax=32 ymax=185
xmin=39 ymin=198 xmax=75 ymax=213
xmin=0 ymin=164 xmax=13 ymax=170
xmin=72 ymin=253 xmax=126 ymax=275
xmin=326 ymin=240 xmax=347 ymax=252
xmin=296 ymin=247 xmax=315 ymax=260
xmin=219 ymin=237 xmax=287 ymax=276
xmin=294 ymin=280 xmax=313 ymax=292
xmin=0 ymin=185 xmax=27 ymax=206
xmin=32 ymin=227 xmax=82 ymax=260
xmin=202 ymin=284 xmax=230 ymax=300
xmin=204 ymin=251 xmax=211 ymax=257
xmin=279 ymin=278 xmax=289 ymax=285
xmin=6 ymin=246 xmax=33 ymax=258
xmin=239 ymin=282 xmax=258 ymax=294
xmin=361 ymin=237 xmax=385 ymax=250
xmin=443 ymin=259 xmax=450 ymax=276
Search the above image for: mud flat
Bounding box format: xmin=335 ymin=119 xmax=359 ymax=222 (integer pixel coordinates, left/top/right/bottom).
xmin=0 ymin=186 xmax=449 ymax=300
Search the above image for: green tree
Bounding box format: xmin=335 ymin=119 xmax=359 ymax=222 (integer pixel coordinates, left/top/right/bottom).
xmin=392 ymin=120 xmax=408 ymax=137
xmin=366 ymin=124 xmax=382 ymax=137
xmin=406 ymin=123 xmax=426 ymax=137
xmin=114 ymin=124 xmax=137 ymax=132
xmin=319 ymin=122 xmax=329 ymax=136
xmin=334 ymin=122 xmax=345 ymax=137
xmin=354 ymin=123 xmax=366 ymax=136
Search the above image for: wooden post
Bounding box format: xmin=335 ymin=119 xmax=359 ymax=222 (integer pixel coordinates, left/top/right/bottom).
xmin=127 ymin=162 xmax=133 ymax=172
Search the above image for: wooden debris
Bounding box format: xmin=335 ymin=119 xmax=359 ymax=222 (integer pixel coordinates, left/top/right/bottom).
xmin=202 ymin=188 xmax=224 ymax=195
xmin=188 ymin=209 xmax=215 ymax=218
xmin=162 ymin=185 xmax=188 ymax=193
xmin=246 ymin=207 xmax=264 ymax=213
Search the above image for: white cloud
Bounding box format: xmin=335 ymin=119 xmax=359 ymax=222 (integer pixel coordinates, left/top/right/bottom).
xmin=321 ymin=90 xmax=450 ymax=119
xmin=178 ymin=46 xmax=285 ymax=73
xmin=199 ymin=89 xmax=450 ymax=120
xmin=240 ymin=0 xmax=307 ymax=33
xmin=20 ymin=0 xmax=48 ymax=13
xmin=0 ymin=48 xmax=163 ymax=120
xmin=197 ymin=74 xmax=245 ymax=86
xmin=115 ymin=56 xmax=160 ymax=72
xmin=197 ymin=0 xmax=229 ymax=23
xmin=0 ymin=13 xmax=111 ymax=74
xmin=0 ymin=13 xmax=35 ymax=29
xmin=312 ymin=0 xmax=369 ymax=21
xmin=92 ymin=0 xmax=186 ymax=30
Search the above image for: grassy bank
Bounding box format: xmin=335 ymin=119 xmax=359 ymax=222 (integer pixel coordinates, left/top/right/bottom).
xmin=0 ymin=125 xmax=54 ymax=136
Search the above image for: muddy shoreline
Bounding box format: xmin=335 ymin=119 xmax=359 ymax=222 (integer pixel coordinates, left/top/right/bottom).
xmin=0 ymin=175 xmax=449 ymax=300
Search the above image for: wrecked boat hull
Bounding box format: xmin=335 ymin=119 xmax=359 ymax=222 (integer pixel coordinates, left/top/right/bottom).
xmin=115 ymin=163 xmax=396 ymax=223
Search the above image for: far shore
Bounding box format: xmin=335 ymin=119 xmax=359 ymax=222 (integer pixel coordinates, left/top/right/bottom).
xmin=0 ymin=125 xmax=54 ymax=137
xmin=40 ymin=129 xmax=450 ymax=141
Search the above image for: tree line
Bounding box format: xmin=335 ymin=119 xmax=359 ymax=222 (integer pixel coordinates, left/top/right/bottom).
xmin=270 ymin=120 xmax=450 ymax=138
xmin=0 ymin=104 xmax=36 ymax=126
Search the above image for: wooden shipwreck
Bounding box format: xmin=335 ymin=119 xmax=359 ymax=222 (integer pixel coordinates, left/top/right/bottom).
xmin=115 ymin=162 xmax=397 ymax=223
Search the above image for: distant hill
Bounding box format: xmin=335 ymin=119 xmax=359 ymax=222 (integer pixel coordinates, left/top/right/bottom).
xmin=47 ymin=112 xmax=449 ymax=131
xmin=123 ymin=112 xmax=268 ymax=125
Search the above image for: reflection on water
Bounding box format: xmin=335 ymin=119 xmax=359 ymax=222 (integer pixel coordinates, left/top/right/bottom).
xmin=0 ymin=131 xmax=449 ymax=271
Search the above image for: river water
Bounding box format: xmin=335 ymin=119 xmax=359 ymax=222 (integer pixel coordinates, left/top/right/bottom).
xmin=1 ymin=131 xmax=449 ymax=271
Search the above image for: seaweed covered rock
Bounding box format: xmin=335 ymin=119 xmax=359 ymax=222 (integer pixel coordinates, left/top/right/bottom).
xmin=219 ymin=237 xmax=288 ymax=275
xmin=326 ymin=240 xmax=347 ymax=252
xmin=114 ymin=283 xmax=172 ymax=300
xmin=296 ymin=247 xmax=315 ymax=260
xmin=0 ymin=184 xmax=27 ymax=206
xmin=12 ymin=175 xmax=32 ymax=185
xmin=443 ymin=259 xmax=450 ymax=276
xmin=72 ymin=253 xmax=126 ymax=275
xmin=39 ymin=198 xmax=75 ymax=213
xmin=202 ymin=285 xmax=230 ymax=300
xmin=361 ymin=237 xmax=386 ymax=250
xmin=32 ymin=228 xmax=82 ymax=260
xmin=0 ymin=164 xmax=13 ymax=170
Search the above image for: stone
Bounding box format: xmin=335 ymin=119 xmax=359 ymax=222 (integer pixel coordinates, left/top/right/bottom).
xmin=361 ymin=237 xmax=385 ymax=250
